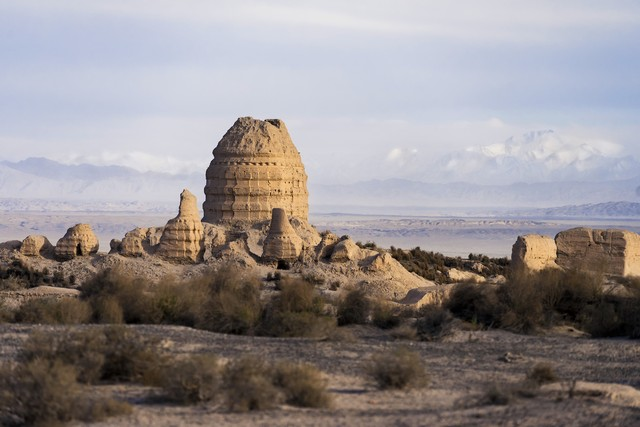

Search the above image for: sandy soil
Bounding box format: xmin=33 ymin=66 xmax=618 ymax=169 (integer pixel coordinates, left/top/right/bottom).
xmin=1 ymin=324 xmax=638 ymax=426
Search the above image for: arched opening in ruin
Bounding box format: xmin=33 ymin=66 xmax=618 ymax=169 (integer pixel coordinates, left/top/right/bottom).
xmin=76 ymin=243 xmax=83 ymax=256
xmin=276 ymin=259 xmax=291 ymax=270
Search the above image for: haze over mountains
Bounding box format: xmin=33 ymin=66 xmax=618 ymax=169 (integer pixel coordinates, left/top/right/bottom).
xmin=1 ymin=130 xmax=639 ymax=215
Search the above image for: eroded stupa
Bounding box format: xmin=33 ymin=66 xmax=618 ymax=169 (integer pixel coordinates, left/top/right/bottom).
xmin=202 ymin=117 xmax=309 ymax=223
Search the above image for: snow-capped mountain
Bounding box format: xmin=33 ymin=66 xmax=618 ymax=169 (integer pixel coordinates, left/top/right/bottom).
xmin=434 ymin=130 xmax=640 ymax=184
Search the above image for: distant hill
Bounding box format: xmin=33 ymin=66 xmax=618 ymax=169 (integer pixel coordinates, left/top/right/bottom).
xmin=0 ymin=157 xmax=203 ymax=203
xmin=512 ymin=201 xmax=640 ymax=218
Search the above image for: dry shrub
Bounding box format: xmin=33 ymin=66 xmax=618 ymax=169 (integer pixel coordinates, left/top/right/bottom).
xmin=81 ymin=269 xmax=151 ymax=324
xmin=0 ymin=358 xmax=132 ymax=426
xmin=259 ymin=278 xmax=335 ymax=338
xmin=272 ymin=361 xmax=332 ymax=408
xmin=368 ymin=346 xmax=429 ymax=390
xmin=100 ymin=326 xmax=165 ymax=384
xmin=372 ymin=301 xmax=402 ymax=329
xmin=13 ymin=297 xmax=92 ymax=325
xmin=223 ymin=356 xmax=281 ymax=412
xmin=75 ymin=398 xmax=133 ymax=423
xmin=482 ymin=382 xmax=516 ymax=405
xmin=145 ymin=279 xmax=208 ymax=327
xmin=0 ymin=358 xmax=80 ymax=426
xmin=526 ymin=363 xmax=558 ymax=386
xmin=19 ymin=329 xmax=106 ymax=384
xmin=337 ymin=288 xmax=371 ymax=326
xmin=196 ymin=266 xmax=263 ymax=335
xmin=415 ymin=304 xmax=454 ymax=341
xmin=445 ymin=282 xmax=502 ymax=327
xmin=20 ymin=326 xmax=164 ymax=385
xmin=161 ymin=354 xmax=222 ymax=404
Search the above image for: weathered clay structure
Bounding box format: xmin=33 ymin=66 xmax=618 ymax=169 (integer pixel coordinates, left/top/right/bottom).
xmin=555 ymin=227 xmax=640 ymax=277
xmin=20 ymin=235 xmax=53 ymax=257
xmin=512 ymin=227 xmax=640 ymax=277
xmin=157 ymin=189 xmax=204 ymax=263
xmin=110 ymin=227 xmax=164 ymax=257
xmin=54 ymin=224 xmax=99 ymax=261
xmin=202 ymin=117 xmax=309 ymax=223
xmin=262 ymin=208 xmax=303 ymax=262
xmin=511 ymin=234 xmax=558 ymax=272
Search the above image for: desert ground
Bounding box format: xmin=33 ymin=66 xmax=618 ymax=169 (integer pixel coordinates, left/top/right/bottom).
xmin=1 ymin=210 xmax=640 ymax=426
xmin=1 ymin=323 xmax=639 ymax=426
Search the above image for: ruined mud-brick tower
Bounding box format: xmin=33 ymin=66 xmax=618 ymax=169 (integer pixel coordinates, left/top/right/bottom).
xmin=202 ymin=117 xmax=309 ymax=223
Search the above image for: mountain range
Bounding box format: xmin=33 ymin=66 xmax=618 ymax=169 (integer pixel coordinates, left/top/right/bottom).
xmin=1 ymin=157 xmax=639 ymax=216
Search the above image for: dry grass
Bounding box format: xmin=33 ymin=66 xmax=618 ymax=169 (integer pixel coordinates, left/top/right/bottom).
xmin=415 ymin=304 xmax=454 ymax=341
xmin=272 ymin=361 xmax=333 ymax=408
xmin=13 ymin=297 xmax=92 ymax=325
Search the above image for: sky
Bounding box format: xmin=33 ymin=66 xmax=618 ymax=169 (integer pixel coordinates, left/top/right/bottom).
xmin=1 ymin=0 xmax=639 ymax=185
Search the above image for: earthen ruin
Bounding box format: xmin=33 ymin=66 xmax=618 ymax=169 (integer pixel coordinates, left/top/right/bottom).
xmin=202 ymin=117 xmax=309 ymax=223
xmin=512 ymin=227 xmax=640 ymax=277
xmin=54 ymin=224 xmax=99 ymax=261
xmin=262 ymin=208 xmax=303 ymax=262
xmin=157 ymin=189 xmax=205 ymax=263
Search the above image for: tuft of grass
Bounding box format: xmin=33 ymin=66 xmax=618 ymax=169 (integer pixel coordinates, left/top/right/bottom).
xmin=337 ymin=288 xmax=371 ymax=326
xmin=482 ymin=382 xmax=516 ymax=406
xmin=222 ymin=356 xmax=282 ymax=412
xmin=161 ymin=354 xmax=222 ymax=404
xmin=368 ymin=346 xmax=429 ymax=390
xmin=272 ymin=361 xmax=333 ymax=408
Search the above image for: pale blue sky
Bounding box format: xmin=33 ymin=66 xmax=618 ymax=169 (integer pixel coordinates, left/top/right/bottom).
xmin=1 ymin=1 xmax=639 ymax=184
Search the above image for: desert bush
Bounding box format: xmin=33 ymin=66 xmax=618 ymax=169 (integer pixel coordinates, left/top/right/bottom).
xmin=223 ymin=356 xmax=281 ymax=412
xmin=482 ymin=382 xmax=516 ymax=405
xmin=0 ymin=358 xmax=80 ymax=426
xmin=19 ymin=326 xmax=163 ymax=385
xmin=445 ymin=282 xmax=502 ymax=327
xmin=259 ymin=278 xmax=335 ymax=337
xmin=526 ymin=363 xmax=558 ymax=386
xmin=19 ymin=329 xmax=106 ymax=384
xmin=161 ymin=354 xmax=222 ymax=404
xmin=368 ymin=346 xmax=429 ymax=390
xmin=13 ymin=297 xmax=92 ymax=325
xmin=372 ymin=301 xmax=402 ymax=329
xmin=337 ymin=288 xmax=371 ymax=326
xmin=498 ymin=272 xmax=545 ymax=333
xmin=0 ymin=356 xmax=132 ymax=426
xmin=196 ymin=266 xmax=263 ymax=335
xmin=272 ymin=361 xmax=332 ymax=408
xmin=81 ymin=268 xmax=151 ymax=324
xmin=415 ymin=304 xmax=454 ymax=341
xmin=100 ymin=326 xmax=165 ymax=384
xmin=145 ymin=279 xmax=208 ymax=327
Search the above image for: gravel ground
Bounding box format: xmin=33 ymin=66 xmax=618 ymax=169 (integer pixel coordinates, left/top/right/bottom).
xmin=1 ymin=323 xmax=638 ymax=426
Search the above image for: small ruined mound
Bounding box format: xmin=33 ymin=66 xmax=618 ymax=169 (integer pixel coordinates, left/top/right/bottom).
xmin=202 ymin=117 xmax=309 ymax=223
xmin=20 ymin=235 xmax=53 ymax=257
xmin=157 ymin=189 xmax=205 ymax=263
xmin=511 ymin=227 xmax=640 ymax=277
xmin=262 ymin=208 xmax=303 ymax=262
xmin=511 ymin=234 xmax=558 ymax=272
xmin=556 ymin=227 xmax=640 ymax=277
xmin=54 ymin=224 xmax=99 ymax=261
xmin=111 ymin=227 xmax=164 ymax=257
